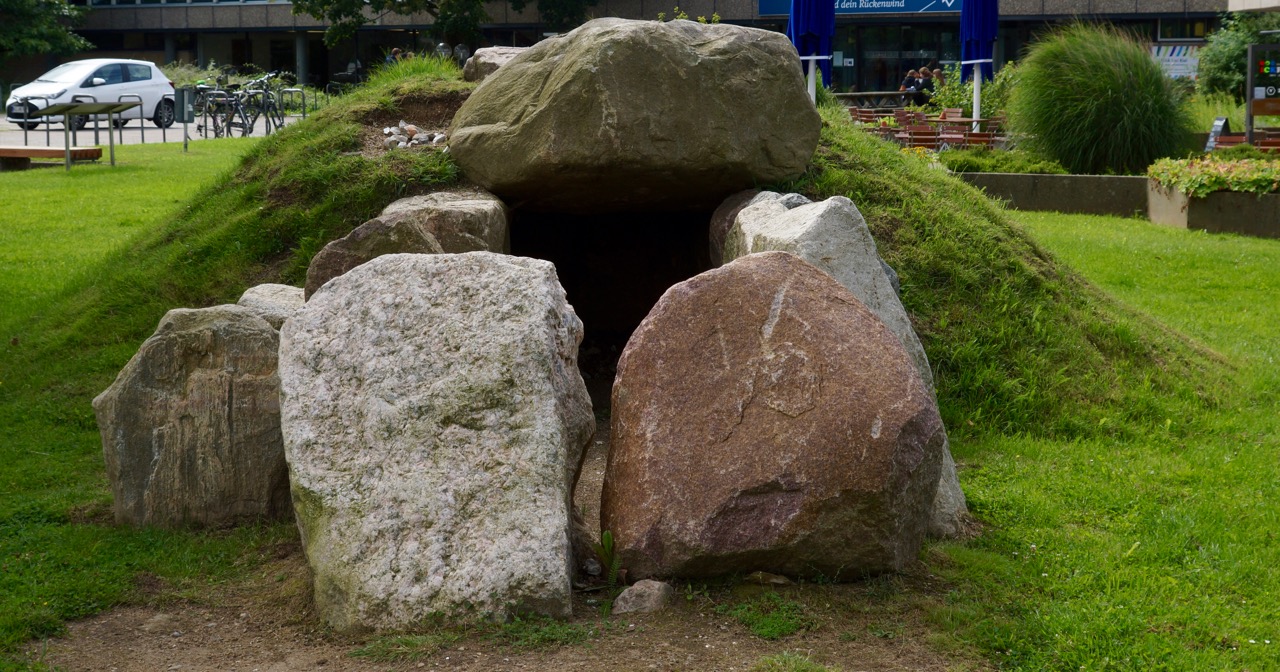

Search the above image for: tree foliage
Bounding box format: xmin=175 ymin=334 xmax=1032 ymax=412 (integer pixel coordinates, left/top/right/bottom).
xmin=0 ymin=0 xmax=92 ymax=66
xmin=1197 ymin=11 xmax=1280 ymax=103
xmin=509 ymin=0 xmax=599 ymax=32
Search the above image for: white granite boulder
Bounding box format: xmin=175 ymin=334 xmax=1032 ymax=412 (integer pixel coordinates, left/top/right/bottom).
xmin=280 ymin=252 xmax=595 ymax=631
xmin=93 ymin=305 xmax=290 ymax=528
xmin=723 ymin=195 xmax=969 ymax=538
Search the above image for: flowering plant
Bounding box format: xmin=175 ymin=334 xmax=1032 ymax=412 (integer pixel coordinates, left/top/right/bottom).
xmin=1148 ymin=156 xmax=1280 ymax=198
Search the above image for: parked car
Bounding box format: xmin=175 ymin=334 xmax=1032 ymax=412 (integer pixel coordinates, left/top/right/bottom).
xmin=5 ymin=59 xmax=175 ymax=131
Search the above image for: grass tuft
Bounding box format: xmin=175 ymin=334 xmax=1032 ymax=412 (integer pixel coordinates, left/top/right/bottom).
xmin=718 ymin=592 xmax=814 ymax=640
xmin=1008 ymin=23 xmax=1196 ymax=174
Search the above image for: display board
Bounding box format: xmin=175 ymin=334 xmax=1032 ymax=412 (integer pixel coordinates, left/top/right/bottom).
xmin=759 ymin=0 xmax=960 ymax=17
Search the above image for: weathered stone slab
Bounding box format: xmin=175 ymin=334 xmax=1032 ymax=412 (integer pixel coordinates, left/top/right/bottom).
xmin=602 ymin=252 xmax=945 ymax=579
xmin=280 ymin=252 xmax=594 ymax=631
xmin=94 ymin=305 xmax=290 ymax=528
xmin=237 ymin=283 xmax=304 ymax=329
xmin=724 ymin=195 xmax=969 ymax=538
xmin=378 ymin=189 xmax=510 ymax=254
xmin=303 ymin=217 xmax=443 ymax=300
xmin=449 ymin=18 xmax=820 ymax=213
xmin=462 ymin=46 xmax=528 ymax=82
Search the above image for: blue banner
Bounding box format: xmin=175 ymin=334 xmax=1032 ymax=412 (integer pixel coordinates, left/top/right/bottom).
xmin=760 ymin=0 xmax=961 ymax=16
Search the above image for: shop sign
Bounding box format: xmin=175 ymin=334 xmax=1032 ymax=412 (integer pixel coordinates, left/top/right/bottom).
xmin=1151 ymin=44 xmax=1201 ymax=79
xmin=759 ymin=0 xmax=960 ymax=17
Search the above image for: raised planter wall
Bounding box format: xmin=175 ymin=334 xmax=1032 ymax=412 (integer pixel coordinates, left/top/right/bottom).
xmin=958 ymin=173 xmax=1149 ymax=217
xmin=1147 ymin=181 xmax=1280 ymax=239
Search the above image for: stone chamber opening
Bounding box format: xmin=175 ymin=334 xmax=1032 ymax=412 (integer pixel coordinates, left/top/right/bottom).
xmin=510 ymin=210 xmax=715 ymax=411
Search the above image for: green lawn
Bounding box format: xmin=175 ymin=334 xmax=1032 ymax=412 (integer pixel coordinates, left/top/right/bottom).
xmin=2 ymin=126 xmax=1279 ymax=670
xmin=0 ymin=140 xmax=257 ymax=327
xmin=936 ymin=212 xmax=1280 ymax=669
xmin=0 ymin=138 xmax=296 ymax=666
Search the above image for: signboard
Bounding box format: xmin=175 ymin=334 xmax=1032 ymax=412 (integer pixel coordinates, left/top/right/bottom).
xmin=760 ymin=0 xmax=960 ymax=17
xmin=1151 ymin=45 xmax=1201 ymax=79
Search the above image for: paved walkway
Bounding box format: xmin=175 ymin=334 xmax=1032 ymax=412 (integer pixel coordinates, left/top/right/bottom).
xmin=0 ymin=114 xmax=299 ymax=148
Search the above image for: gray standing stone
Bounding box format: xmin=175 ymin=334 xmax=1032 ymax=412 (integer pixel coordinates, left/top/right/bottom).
xmin=724 ymin=196 xmax=970 ymax=538
xmin=280 ymin=252 xmax=595 ymax=631
xmin=378 ymin=189 xmax=509 ymax=254
xmin=237 ymin=283 xmax=304 ymax=329
xmin=303 ymin=217 xmax=443 ymax=300
xmin=462 ymin=46 xmax=528 ymax=82
xmin=612 ymin=580 xmax=674 ymax=614
xmin=449 ymin=18 xmax=820 ymax=213
xmin=93 ymin=305 xmax=290 ymax=528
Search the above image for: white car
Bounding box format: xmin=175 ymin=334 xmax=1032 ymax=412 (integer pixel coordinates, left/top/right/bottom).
xmin=6 ymin=58 xmax=175 ymax=130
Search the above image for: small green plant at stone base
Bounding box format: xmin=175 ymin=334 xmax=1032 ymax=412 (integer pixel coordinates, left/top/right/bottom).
xmin=717 ymin=592 xmax=814 ymax=640
xmin=750 ymin=651 xmax=839 ymax=672
xmin=593 ymin=529 xmax=622 ymax=588
xmin=350 ymin=632 xmax=461 ymax=662
xmin=487 ymin=615 xmax=595 ymax=648
xmin=1008 ymin=23 xmax=1195 ymax=175
xmin=657 ymin=5 xmax=688 ymax=20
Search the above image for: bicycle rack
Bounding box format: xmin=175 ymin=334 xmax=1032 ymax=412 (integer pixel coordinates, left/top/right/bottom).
xmin=243 ymin=88 xmax=267 ymax=135
xmin=16 ymin=95 xmax=52 ymax=147
xmin=161 ymin=92 xmax=173 ymax=143
xmin=204 ymin=91 xmax=233 ymax=138
xmin=71 ymin=94 xmax=99 ymax=147
xmin=281 ymin=87 xmax=305 ymax=120
xmin=116 ymin=94 xmax=144 ymax=145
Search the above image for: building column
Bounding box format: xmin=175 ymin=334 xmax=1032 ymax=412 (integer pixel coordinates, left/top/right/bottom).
xmin=295 ymin=32 xmax=310 ymax=86
xmin=164 ymin=34 xmax=177 ymax=65
xmin=196 ymin=33 xmax=206 ymax=68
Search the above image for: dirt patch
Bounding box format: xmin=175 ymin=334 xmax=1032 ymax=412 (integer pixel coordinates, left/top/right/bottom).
xmin=24 ymin=431 xmax=988 ymax=672
xmin=359 ymin=91 xmax=469 ymax=158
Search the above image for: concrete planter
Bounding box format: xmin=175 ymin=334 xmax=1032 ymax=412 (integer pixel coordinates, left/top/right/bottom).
xmin=957 ymin=173 xmax=1148 ymax=217
xmin=1147 ymin=181 xmax=1280 ymax=239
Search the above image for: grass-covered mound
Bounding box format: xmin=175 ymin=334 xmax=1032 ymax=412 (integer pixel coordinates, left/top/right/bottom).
xmin=0 ymin=61 xmax=1232 ymax=663
xmin=789 ymin=101 xmax=1223 ymax=438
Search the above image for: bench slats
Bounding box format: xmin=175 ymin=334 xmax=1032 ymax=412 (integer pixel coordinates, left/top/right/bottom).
xmin=0 ymin=146 xmax=103 ymax=160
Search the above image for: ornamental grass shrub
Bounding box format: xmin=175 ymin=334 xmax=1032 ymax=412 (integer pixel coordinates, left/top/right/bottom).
xmin=1008 ymin=23 xmax=1195 ymax=175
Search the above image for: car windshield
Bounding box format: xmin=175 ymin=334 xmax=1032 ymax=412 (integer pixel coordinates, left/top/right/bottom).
xmin=34 ymin=63 xmax=91 ymax=84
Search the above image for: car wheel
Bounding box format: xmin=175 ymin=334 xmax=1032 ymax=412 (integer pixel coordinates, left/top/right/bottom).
xmin=17 ymin=122 xmax=40 ymax=131
xmin=68 ymin=115 xmax=87 ymax=131
xmin=112 ymin=118 xmax=130 ymax=129
xmin=152 ymin=99 xmax=175 ymax=128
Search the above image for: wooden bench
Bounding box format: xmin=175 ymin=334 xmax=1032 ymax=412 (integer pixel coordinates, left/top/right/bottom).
xmin=0 ymin=145 xmax=103 ymax=171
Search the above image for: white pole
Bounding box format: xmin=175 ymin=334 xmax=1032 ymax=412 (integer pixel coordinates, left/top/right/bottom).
xmin=972 ymin=73 xmax=982 ymax=132
xmin=961 ymin=58 xmax=994 ymax=132
xmin=807 ymin=58 xmax=817 ymax=103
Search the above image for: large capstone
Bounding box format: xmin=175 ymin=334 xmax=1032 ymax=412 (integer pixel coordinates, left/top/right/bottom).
xmin=280 ymin=252 xmax=594 ymax=631
xmin=602 ymin=251 xmax=945 ymax=580
xmin=93 ymin=305 xmax=290 ymax=528
xmin=448 ymin=18 xmax=821 ymax=213
xmin=723 ymin=194 xmax=969 ymax=538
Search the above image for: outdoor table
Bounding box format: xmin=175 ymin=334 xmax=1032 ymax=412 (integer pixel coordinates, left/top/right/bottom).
xmin=836 ymin=91 xmax=913 ymax=109
xmin=31 ymin=102 xmax=140 ymax=171
xmin=925 ymin=115 xmax=990 ymax=133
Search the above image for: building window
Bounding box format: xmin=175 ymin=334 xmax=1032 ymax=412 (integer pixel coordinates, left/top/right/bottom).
xmin=1159 ymin=18 xmax=1217 ymax=42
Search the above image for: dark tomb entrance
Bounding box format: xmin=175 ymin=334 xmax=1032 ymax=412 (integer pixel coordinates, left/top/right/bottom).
xmin=510 ymin=210 xmax=715 ymax=410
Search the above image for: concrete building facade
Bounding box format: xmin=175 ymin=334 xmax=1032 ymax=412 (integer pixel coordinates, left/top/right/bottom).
xmin=12 ymin=0 xmax=1229 ymax=91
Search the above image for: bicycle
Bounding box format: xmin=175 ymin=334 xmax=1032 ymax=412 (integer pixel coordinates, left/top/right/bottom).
xmin=242 ymin=72 xmax=287 ymax=133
